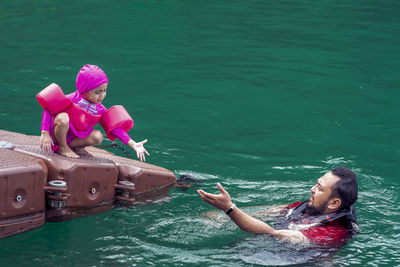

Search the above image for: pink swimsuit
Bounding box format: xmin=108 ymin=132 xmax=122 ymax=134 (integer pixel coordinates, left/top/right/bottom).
xmin=41 ymin=90 xmax=131 ymax=149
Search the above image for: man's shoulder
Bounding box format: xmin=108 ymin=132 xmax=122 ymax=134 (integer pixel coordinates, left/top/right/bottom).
xmin=300 ymin=220 xmax=349 ymax=247
xmin=285 ymin=201 xmax=303 ymax=209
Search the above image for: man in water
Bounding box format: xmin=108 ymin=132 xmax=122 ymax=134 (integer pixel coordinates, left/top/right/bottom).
xmin=197 ymin=167 xmax=358 ymax=247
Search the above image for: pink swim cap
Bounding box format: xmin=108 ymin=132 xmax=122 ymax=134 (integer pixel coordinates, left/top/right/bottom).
xmin=76 ymin=64 xmax=108 ymax=94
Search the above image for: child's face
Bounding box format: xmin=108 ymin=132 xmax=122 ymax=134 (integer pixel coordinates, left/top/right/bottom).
xmin=83 ymin=83 xmax=108 ymax=104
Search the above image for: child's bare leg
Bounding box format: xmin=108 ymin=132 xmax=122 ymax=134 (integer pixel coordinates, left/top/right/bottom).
xmin=53 ymin=113 xmax=79 ymax=158
xmin=69 ymin=130 xmax=103 ymax=156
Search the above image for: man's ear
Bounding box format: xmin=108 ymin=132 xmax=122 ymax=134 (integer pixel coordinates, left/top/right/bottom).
xmin=328 ymin=197 xmax=341 ymax=211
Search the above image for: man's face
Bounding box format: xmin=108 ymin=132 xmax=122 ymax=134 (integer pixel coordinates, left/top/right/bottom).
xmin=306 ymin=172 xmax=340 ymax=215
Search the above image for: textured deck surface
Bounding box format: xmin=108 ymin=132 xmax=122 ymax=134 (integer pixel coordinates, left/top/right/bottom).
xmin=0 ymin=130 xmax=171 ymax=173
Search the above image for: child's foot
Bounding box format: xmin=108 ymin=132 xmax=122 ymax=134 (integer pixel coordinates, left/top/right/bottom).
xmin=73 ymin=147 xmax=94 ymax=157
xmin=56 ymin=146 xmax=80 ymax=158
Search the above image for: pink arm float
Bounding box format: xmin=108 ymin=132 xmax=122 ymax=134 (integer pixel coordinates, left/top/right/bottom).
xmin=38 ymin=83 xmax=134 ymax=141
xmin=37 ymin=83 xmax=101 ymax=131
xmin=100 ymin=105 xmax=134 ymax=141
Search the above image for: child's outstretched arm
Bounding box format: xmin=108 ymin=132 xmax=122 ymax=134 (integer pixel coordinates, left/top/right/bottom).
xmin=110 ymin=128 xmax=150 ymax=162
xmin=127 ymin=139 xmax=150 ymax=162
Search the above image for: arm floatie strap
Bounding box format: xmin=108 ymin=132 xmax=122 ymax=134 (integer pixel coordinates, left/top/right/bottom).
xmin=36 ymin=83 xmax=72 ymax=115
xmin=100 ymin=105 xmax=134 ymax=141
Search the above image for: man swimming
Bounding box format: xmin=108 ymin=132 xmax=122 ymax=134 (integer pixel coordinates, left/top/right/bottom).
xmin=198 ymin=167 xmax=358 ymax=247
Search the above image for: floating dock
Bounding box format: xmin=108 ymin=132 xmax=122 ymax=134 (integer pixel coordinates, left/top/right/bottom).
xmin=0 ymin=130 xmax=176 ymax=239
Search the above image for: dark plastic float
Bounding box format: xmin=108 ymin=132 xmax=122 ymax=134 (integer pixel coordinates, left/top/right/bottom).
xmin=0 ymin=130 xmax=176 ymax=239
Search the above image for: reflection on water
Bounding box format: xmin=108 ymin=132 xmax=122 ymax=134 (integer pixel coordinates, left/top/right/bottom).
xmin=235 ymin=235 xmax=337 ymax=266
xmin=136 ymin=169 xmax=398 ymax=266
xmin=94 ymin=169 xmax=356 ymax=266
xmin=0 ymin=166 xmax=399 ymax=266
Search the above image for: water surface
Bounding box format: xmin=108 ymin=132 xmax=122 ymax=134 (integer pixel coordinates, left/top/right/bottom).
xmin=0 ymin=0 xmax=399 ymax=266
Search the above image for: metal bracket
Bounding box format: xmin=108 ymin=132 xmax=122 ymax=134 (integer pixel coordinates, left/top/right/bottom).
xmin=0 ymin=141 xmax=14 ymax=150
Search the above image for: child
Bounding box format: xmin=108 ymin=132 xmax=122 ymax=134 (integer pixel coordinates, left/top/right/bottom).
xmin=39 ymin=64 xmax=149 ymax=161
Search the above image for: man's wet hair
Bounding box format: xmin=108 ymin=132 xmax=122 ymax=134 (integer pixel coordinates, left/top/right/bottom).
xmin=330 ymin=167 xmax=358 ymax=210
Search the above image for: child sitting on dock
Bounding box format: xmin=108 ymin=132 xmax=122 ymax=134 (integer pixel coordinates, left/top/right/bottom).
xmin=39 ymin=64 xmax=149 ymax=161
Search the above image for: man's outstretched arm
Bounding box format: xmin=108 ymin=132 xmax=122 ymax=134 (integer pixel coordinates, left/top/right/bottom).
xmin=197 ymin=183 xmax=309 ymax=244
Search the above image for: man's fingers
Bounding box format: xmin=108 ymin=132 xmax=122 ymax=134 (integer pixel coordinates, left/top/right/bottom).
xmin=201 ymin=191 xmax=218 ymax=202
xmin=144 ymin=149 xmax=150 ymax=156
xmin=198 ymin=189 xmax=211 ymax=199
xmin=197 ymin=190 xmax=206 ymax=201
xmin=217 ymin=183 xmax=227 ymax=195
xmin=197 ymin=190 xmax=213 ymax=204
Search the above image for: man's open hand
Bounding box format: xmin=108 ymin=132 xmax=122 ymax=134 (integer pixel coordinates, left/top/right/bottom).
xmin=197 ymin=183 xmax=233 ymax=212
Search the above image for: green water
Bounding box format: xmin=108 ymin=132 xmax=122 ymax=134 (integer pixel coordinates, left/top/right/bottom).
xmin=1 ymin=0 xmax=399 ymax=266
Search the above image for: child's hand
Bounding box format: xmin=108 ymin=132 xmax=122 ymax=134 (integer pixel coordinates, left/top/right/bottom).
xmin=40 ymin=131 xmax=54 ymax=153
xmin=128 ymin=139 xmax=150 ymax=162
